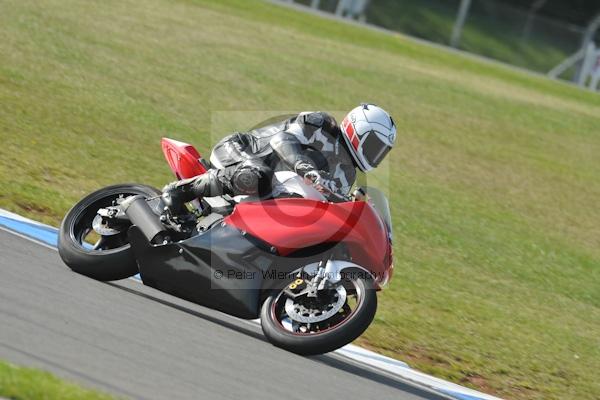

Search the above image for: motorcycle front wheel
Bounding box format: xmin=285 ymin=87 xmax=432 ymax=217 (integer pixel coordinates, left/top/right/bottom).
xmin=260 ymin=267 xmax=377 ymax=355
xmin=58 ymin=183 xmax=161 ymax=281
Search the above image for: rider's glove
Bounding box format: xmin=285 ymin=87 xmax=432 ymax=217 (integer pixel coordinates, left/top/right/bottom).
xmin=304 ymin=170 xmax=338 ymax=194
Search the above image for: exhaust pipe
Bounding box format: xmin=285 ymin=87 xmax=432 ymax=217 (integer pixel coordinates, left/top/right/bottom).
xmin=121 ymin=195 xmax=167 ymax=244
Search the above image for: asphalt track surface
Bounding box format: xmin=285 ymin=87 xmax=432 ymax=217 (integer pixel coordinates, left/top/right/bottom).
xmin=0 ymin=228 xmax=450 ymax=400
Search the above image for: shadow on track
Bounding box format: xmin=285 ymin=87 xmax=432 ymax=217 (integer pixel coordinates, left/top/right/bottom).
xmin=106 ymin=281 xmax=450 ymax=400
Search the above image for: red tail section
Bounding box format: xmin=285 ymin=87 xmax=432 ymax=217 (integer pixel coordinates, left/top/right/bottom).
xmin=161 ymin=138 xmax=207 ymax=179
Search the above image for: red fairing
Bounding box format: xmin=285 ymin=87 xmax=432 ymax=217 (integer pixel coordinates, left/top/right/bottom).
xmin=224 ymin=199 xmax=392 ymax=285
xmin=161 ymin=138 xmax=207 ymax=179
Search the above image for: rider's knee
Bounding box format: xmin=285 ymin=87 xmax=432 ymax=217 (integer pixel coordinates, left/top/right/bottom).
xmin=230 ymin=159 xmax=273 ymax=197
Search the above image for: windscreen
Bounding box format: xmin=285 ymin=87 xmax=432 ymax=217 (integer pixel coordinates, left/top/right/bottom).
xmin=364 ymin=187 xmax=393 ymax=239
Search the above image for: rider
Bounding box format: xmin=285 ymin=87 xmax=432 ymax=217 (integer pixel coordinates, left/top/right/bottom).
xmin=161 ymin=103 xmax=397 ymax=213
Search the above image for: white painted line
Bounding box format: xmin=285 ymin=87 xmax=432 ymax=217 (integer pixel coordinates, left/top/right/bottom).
xmin=0 ymin=208 xmax=53 ymax=225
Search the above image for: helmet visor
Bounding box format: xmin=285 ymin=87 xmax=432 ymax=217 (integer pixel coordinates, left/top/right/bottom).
xmin=363 ymin=132 xmax=392 ymax=168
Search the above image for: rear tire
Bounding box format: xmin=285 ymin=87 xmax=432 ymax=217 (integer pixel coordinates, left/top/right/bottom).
xmin=58 ymin=184 xmax=161 ymax=281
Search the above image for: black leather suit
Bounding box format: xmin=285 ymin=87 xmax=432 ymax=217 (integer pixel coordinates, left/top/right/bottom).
xmin=163 ymin=112 xmax=357 ymax=209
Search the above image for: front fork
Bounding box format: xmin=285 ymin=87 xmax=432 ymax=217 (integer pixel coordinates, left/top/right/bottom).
xmin=307 ymin=260 xmax=343 ymax=296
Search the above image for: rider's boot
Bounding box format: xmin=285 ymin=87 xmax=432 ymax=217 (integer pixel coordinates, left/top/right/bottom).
xmin=161 ymin=170 xmax=223 ymax=215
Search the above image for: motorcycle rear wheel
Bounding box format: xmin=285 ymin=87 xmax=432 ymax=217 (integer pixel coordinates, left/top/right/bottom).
xmin=260 ymin=268 xmax=377 ymax=355
xmin=58 ymin=184 xmax=161 ymax=281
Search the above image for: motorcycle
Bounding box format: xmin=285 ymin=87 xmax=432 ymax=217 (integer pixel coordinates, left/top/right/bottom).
xmin=58 ymin=137 xmax=394 ymax=355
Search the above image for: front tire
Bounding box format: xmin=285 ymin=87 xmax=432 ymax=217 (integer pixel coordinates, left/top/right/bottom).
xmin=260 ymin=268 xmax=377 ymax=355
xmin=58 ymin=184 xmax=161 ymax=281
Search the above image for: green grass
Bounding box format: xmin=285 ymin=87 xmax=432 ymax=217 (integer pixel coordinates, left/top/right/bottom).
xmin=0 ymin=0 xmax=599 ymax=399
xmin=0 ymin=360 xmax=116 ymax=400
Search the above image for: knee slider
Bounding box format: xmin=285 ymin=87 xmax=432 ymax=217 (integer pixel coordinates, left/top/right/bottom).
xmin=231 ymin=159 xmax=273 ymax=196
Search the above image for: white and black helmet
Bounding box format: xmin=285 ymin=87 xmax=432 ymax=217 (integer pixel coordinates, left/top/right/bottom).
xmin=340 ymin=104 xmax=396 ymax=172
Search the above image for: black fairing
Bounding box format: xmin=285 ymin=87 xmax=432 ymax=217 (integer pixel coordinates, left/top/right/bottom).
xmin=128 ymin=223 xmax=339 ymax=319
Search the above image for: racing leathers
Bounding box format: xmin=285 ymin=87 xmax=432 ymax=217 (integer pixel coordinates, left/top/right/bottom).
xmin=162 ymin=112 xmax=357 ymax=213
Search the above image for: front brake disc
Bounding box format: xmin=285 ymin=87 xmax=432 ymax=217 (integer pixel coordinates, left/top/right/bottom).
xmin=284 ymin=284 xmax=347 ymax=324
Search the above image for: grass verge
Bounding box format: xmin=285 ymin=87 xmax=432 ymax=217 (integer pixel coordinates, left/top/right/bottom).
xmin=0 ymin=0 xmax=598 ymax=399
xmin=0 ymin=360 xmax=116 ymax=400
